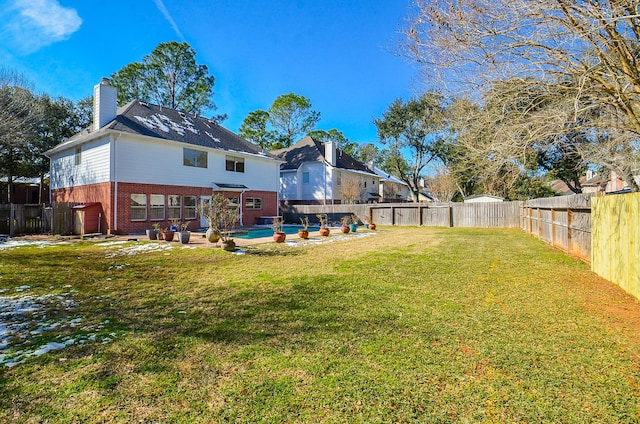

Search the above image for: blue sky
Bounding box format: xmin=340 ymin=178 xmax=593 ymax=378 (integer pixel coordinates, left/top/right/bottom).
xmin=0 ymin=0 xmax=418 ymax=144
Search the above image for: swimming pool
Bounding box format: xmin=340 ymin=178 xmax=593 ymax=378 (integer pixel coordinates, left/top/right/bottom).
xmin=234 ymin=225 xmax=320 ymax=239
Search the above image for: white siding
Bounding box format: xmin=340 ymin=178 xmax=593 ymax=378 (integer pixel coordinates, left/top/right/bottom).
xmin=280 ymin=172 xmax=297 ymax=200
xmin=115 ymin=134 xmax=280 ymax=191
xmin=50 ymin=136 xmax=111 ymax=189
xmin=301 ymin=163 xmax=329 ymax=201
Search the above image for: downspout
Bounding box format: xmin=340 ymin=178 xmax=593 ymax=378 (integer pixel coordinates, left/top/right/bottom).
xmin=113 ymin=132 xmax=122 ymax=233
xmin=239 ymin=189 xmax=245 ymax=227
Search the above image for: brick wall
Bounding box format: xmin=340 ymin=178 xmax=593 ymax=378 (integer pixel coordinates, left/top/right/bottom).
xmin=52 ymin=182 xmax=279 ymax=234
xmin=51 ymin=182 xmax=113 ymax=233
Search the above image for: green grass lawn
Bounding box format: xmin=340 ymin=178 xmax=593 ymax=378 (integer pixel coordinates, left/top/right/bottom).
xmin=1 ymin=227 xmax=639 ymax=423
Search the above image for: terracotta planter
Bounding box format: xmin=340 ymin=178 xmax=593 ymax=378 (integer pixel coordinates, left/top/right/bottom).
xmin=341 ymin=225 xmax=350 ymax=234
xmin=298 ymin=229 xmax=309 ymax=239
xmin=163 ymin=230 xmax=175 ymax=242
xmin=273 ymin=231 xmax=286 ymax=243
xmin=319 ymin=227 xmax=330 ymax=237
xmin=146 ymin=229 xmax=158 ymax=240
xmin=369 ymin=223 xmax=377 ymax=230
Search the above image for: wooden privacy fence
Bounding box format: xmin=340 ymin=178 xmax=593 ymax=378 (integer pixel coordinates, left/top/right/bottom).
xmin=591 ymin=193 xmax=640 ymax=299
xmin=0 ymin=202 xmax=75 ymax=236
xmin=521 ymin=194 xmax=593 ymax=262
xmin=281 ymin=201 xmax=523 ymax=228
xmin=0 ymin=204 xmax=51 ymax=235
xmin=369 ymin=202 xmax=523 ymax=228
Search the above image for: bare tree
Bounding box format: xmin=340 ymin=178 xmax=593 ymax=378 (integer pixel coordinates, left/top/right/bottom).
xmin=405 ymin=0 xmax=640 ymax=191
xmin=0 ymin=68 xmax=41 ymax=203
xmin=426 ymin=167 xmax=457 ymax=202
xmin=341 ymin=176 xmax=363 ymax=204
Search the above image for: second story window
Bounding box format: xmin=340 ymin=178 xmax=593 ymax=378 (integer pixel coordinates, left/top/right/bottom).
xmin=226 ymin=156 xmax=245 ymax=173
xmin=74 ymin=147 xmax=82 ymax=165
xmin=183 ymin=148 xmax=208 ymax=168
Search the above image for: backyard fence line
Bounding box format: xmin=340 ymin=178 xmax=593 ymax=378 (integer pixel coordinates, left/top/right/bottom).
xmin=520 ymin=193 xmax=593 ymax=263
xmin=281 ymin=201 xmax=523 ymax=228
xmin=0 ymin=204 xmax=51 ymax=236
xmin=0 ymin=202 xmax=76 ymax=236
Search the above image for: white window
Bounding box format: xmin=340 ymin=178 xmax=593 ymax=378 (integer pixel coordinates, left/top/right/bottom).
xmin=226 ymin=156 xmax=245 ymax=173
xmin=183 ymin=148 xmax=208 ymax=168
xmin=245 ymin=197 xmax=263 ymax=210
xmin=150 ymin=195 xmax=165 ymax=220
xmin=130 ymin=194 xmax=147 ymax=221
xmin=184 ymin=196 xmax=197 ymax=219
xmin=74 ymin=147 xmax=82 ymax=165
xmin=168 ymin=195 xmax=181 ymax=219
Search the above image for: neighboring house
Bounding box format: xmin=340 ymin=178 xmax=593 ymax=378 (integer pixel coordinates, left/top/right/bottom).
xmin=1 ymin=176 xmax=49 ymax=204
xmin=582 ymin=170 xmax=630 ymax=194
xmin=272 ymin=136 xmax=380 ymax=205
xmin=372 ymin=167 xmax=411 ymax=202
xmin=464 ymin=194 xmax=504 ymax=203
xmin=46 ymin=79 xmax=282 ymax=234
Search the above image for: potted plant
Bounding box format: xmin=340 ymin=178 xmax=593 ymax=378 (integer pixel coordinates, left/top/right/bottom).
xmin=211 ymin=194 xmax=239 ymax=251
xmin=272 ymin=216 xmax=286 ymax=243
xmin=177 ymin=222 xmax=191 ymax=244
xmin=147 ymin=223 xmax=160 ymax=240
xmin=198 ymin=196 xmax=224 ymax=244
xmin=161 ymin=225 xmax=175 ymax=242
xmin=317 ymin=214 xmax=330 ymax=236
xmin=298 ymin=216 xmax=310 ymax=239
xmin=348 ymin=215 xmax=358 ymax=233
xmin=363 ymin=215 xmax=376 ymax=230
xmin=340 ymin=215 xmax=351 ymax=233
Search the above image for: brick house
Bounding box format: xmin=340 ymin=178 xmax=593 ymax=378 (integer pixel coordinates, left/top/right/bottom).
xmin=45 ymin=79 xmax=282 ymax=234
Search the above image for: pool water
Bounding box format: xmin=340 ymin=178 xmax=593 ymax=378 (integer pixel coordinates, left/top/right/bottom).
xmin=234 ymin=225 xmax=320 ymax=239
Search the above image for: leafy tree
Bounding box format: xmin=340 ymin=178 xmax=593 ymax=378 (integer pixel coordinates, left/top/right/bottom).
xmin=307 ymin=128 xmax=361 ymax=157
xmin=110 ymin=41 xmax=223 ymax=119
xmin=268 ymin=93 xmax=320 ymax=148
xmin=75 ymin=96 xmax=93 ymax=129
xmin=374 ymin=93 xmax=447 ymax=201
xmin=238 ymin=110 xmax=275 ymax=150
xmin=507 ymin=175 xmax=558 ymax=201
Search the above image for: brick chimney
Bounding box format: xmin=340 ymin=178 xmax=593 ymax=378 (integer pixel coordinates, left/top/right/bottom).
xmin=93 ymin=78 xmax=117 ymax=131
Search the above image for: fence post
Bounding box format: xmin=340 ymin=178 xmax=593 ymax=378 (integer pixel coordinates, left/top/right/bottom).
xmin=9 ymin=204 xmax=15 ymax=236
xmin=567 ymin=208 xmax=573 ymax=256
xmin=551 ymin=208 xmax=556 ymax=247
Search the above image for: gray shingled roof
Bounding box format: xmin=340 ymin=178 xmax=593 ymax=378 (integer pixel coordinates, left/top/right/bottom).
xmin=104 ymin=100 xmax=272 ymax=157
xmin=273 ymin=136 xmax=375 ymax=174
xmin=58 ymin=100 xmax=270 ymax=158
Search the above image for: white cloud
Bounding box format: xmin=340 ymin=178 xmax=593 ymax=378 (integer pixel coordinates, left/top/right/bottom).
xmin=153 ymin=0 xmax=184 ymax=40
xmin=0 ymin=0 xmax=82 ymax=55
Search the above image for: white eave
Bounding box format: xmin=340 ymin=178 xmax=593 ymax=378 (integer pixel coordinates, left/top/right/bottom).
xmin=44 ymin=128 xmax=112 ymax=158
